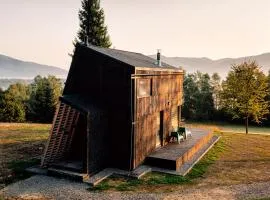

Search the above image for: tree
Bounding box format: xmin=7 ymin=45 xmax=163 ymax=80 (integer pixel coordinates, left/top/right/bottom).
xmin=182 ymin=73 xmax=199 ymax=120
xmin=0 ymin=83 xmax=29 ymax=122
xmin=75 ymin=0 xmax=112 ymax=47
xmin=266 ymin=70 xmax=270 ymax=125
xmin=195 ymin=72 xmax=214 ymax=120
xmin=211 ymin=73 xmax=222 ymax=110
xmin=221 ymin=61 xmax=269 ymax=134
xmin=183 ymin=72 xmax=215 ymax=121
xmin=28 ymin=76 xmax=63 ymax=123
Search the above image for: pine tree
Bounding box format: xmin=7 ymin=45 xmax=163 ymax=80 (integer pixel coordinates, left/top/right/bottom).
xmin=76 ymin=0 xmax=112 ymax=47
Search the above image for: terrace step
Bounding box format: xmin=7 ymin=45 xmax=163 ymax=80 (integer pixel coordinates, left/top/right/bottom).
xmin=145 ymin=129 xmax=213 ymax=171
xmin=48 ymin=167 xmax=87 ymax=182
xmin=51 ymin=161 xmax=83 ymax=173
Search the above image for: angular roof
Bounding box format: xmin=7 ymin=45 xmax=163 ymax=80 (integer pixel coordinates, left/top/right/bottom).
xmin=60 ymin=95 xmax=103 ymax=114
xmin=87 ymin=45 xmax=178 ymax=70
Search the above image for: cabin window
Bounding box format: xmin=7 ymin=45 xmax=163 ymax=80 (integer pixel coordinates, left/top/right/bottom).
xmin=137 ymin=79 xmax=151 ymax=98
xmin=171 ymin=106 xmax=178 ymax=131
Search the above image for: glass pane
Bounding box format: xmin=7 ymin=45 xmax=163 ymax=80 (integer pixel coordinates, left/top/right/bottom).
xmin=137 ymin=79 xmax=150 ymax=97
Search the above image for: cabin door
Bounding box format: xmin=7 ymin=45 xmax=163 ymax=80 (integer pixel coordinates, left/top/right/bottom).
xmin=156 ymin=111 xmax=164 ymax=148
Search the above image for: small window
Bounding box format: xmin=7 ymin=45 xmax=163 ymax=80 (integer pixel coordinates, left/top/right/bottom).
xmin=137 ymin=79 xmax=151 ymax=98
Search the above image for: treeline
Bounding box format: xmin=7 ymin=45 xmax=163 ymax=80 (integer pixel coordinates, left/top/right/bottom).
xmin=0 ymin=79 xmax=33 ymax=91
xmin=183 ymin=64 xmax=270 ymax=127
xmin=0 ymin=62 xmax=269 ymax=129
xmin=0 ymin=75 xmax=62 ymax=123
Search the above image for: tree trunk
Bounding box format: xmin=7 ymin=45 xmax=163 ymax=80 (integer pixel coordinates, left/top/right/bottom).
xmin=245 ymin=116 xmax=249 ymax=134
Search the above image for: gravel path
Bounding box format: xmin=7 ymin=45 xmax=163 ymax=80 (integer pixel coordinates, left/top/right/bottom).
xmin=1 ymin=175 xmax=270 ymax=200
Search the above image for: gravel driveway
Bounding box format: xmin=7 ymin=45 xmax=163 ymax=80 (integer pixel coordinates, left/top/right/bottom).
xmin=1 ymin=175 xmax=270 ymax=200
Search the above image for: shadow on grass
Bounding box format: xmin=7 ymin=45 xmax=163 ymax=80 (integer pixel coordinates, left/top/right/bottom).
xmin=88 ymin=173 xmax=191 ymax=192
xmin=3 ymin=158 xmax=40 ymax=186
xmin=88 ymin=135 xmax=226 ymax=192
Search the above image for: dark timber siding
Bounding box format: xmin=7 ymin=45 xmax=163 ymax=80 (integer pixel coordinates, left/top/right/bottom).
xmin=134 ymin=69 xmax=184 ymax=168
xmin=64 ymin=45 xmax=135 ymax=171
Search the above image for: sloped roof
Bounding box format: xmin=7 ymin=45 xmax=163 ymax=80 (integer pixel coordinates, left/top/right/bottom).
xmin=60 ymin=95 xmax=104 ymax=114
xmin=87 ymin=45 xmax=178 ymax=70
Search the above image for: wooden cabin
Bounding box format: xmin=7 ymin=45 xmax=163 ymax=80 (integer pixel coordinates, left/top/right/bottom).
xmin=41 ymin=44 xmax=184 ymax=175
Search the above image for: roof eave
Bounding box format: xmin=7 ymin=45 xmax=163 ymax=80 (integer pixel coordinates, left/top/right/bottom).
xmin=135 ymin=66 xmax=184 ymax=73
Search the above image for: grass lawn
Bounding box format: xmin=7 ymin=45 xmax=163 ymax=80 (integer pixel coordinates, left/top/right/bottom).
xmin=90 ymin=131 xmax=270 ymax=192
xmin=185 ymin=122 xmax=270 ymax=135
xmin=0 ymin=122 xmax=270 ymax=194
xmin=0 ymin=123 xmax=50 ymax=189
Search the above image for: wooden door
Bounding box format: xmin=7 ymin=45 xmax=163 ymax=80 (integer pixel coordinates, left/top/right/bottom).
xmin=156 ymin=111 xmax=164 ymax=148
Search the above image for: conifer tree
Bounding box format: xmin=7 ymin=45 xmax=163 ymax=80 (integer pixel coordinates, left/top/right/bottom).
xmin=76 ymin=0 xmax=112 ymax=47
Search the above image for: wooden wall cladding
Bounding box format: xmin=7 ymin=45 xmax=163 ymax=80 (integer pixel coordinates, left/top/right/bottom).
xmin=134 ymin=70 xmax=184 ymax=167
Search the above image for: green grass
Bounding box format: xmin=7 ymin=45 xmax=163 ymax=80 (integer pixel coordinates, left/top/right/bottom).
xmin=185 ymin=121 xmax=270 ymax=135
xmin=5 ymin=158 xmax=40 ymax=185
xmin=89 ymin=133 xmax=225 ymax=192
xmin=0 ymin=123 xmax=50 ymax=189
xmin=89 ymin=173 xmax=191 ymax=192
xmin=186 ymin=135 xmax=225 ymax=179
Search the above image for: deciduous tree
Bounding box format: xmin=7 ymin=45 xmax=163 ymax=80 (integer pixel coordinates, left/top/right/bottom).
xmin=0 ymin=83 xmax=29 ymax=122
xmin=221 ymin=61 xmax=269 ymax=134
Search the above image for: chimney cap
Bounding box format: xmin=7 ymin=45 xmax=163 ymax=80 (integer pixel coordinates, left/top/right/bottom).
xmin=157 ymin=49 xmax=162 ymax=67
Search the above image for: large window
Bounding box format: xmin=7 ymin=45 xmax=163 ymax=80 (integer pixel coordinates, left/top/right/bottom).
xmin=137 ymin=79 xmax=151 ymax=98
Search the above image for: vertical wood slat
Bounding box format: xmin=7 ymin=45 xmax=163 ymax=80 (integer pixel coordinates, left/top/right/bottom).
xmin=41 ymin=102 xmax=80 ymax=167
xmin=41 ymin=102 xmax=64 ymax=166
xmin=53 ymin=106 xmax=71 ymax=160
xmin=56 ymin=108 xmax=79 ymax=160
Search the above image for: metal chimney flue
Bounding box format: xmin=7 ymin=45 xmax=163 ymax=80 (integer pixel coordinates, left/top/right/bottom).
xmin=157 ymin=49 xmax=162 ymax=67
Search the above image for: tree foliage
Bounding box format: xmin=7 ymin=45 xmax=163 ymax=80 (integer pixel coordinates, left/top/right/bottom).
xmin=221 ymin=61 xmax=269 ymax=133
xmin=75 ymin=0 xmax=112 ymax=47
xmin=0 ymin=83 xmax=29 ymax=122
xmin=183 ymin=72 xmax=214 ymax=121
xmin=211 ymin=73 xmax=222 ymax=110
xmin=28 ymin=76 xmax=62 ymax=123
xmin=0 ymin=76 xmax=63 ymax=123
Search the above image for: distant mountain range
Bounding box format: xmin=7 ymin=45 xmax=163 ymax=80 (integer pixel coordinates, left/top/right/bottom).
xmin=149 ymin=53 xmax=270 ymax=78
xmin=0 ymin=54 xmax=68 ymax=79
xmin=1 ymin=52 xmax=269 ymax=83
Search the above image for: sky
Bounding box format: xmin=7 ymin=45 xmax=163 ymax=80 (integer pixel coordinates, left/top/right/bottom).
xmin=0 ymin=0 xmax=270 ymax=70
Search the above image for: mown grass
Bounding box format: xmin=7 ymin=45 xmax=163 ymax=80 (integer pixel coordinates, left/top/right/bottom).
xmin=89 ymin=173 xmax=191 ymax=192
xmin=185 ymin=121 xmax=270 ymax=135
xmin=89 ymin=133 xmax=226 ymax=192
xmin=186 ymin=135 xmax=225 ymax=179
xmin=1 ymin=122 xmax=270 ymax=195
xmin=248 ymin=198 xmax=270 ymax=200
xmin=89 ymin=129 xmax=270 ymax=192
xmin=0 ymin=123 xmax=50 ymax=189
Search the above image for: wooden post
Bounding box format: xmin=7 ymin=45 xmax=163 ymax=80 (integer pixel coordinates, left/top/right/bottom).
xmin=87 ymin=112 xmax=91 ymax=175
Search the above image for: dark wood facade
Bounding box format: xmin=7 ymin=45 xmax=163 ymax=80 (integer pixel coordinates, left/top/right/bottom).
xmin=42 ymin=44 xmax=184 ymax=174
xmin=133 ymin=69 xmax=183 ymax=168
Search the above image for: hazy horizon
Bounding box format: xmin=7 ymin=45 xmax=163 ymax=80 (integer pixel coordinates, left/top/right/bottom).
xmin=1 ymin=0 xmax=270 ymax=69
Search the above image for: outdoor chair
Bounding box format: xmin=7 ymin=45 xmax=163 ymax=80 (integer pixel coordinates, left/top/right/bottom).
xmin=170 ymin=131 xmax=184 ymax=144
xmin=178 ymin=127 xmax=192 ymax=139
